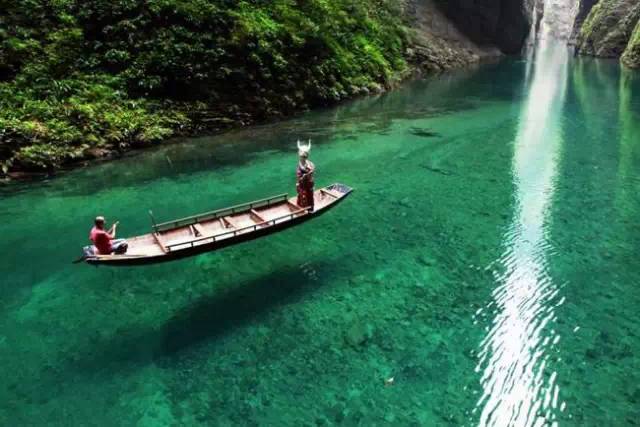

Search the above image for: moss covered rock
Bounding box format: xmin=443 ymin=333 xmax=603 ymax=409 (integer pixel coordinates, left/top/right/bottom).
xmin=576 ymin=0 xmax=640 ymax=58
xmin=622 ymin=20 xmax=640 ymax=68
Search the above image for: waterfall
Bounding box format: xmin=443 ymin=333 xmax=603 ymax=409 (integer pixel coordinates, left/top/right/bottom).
xmin=525 ymin=1 xmax=540 ymax=59
xmin=525 ymin=0 xmax=579 ymax=81
xmin=474 ymin=2 xmax=579 ymax=427
xmin=538 ymin=0 xmax=580 ymax=44
xmin=525 ymin=0 xmax=580 ymax=55
xmin=524 ymin=1 xmax=540 ymax=81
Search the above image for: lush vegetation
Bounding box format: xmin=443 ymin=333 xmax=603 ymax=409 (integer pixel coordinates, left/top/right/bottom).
xmin=0 ymin=0 xmax=408 ymax=173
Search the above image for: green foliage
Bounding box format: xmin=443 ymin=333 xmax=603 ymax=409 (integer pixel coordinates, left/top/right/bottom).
xmin=0 ymin=73 xmax=185 ymax=171
xmin=0 ymin=0 xmax=408 ymax=172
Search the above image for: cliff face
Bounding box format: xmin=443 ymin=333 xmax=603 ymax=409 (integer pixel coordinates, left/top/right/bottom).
xmin=403 ymin=0 xmax=533 ymax=72
xmin=621 ymin=19 xmax=640 ymax=67
xmin=572 ymin=0 xmax=600 ymax=42
xmin=574 ymin=0 xmax=640 ymax=67
xmin=434 ymin=0 xmax=532 ymax=54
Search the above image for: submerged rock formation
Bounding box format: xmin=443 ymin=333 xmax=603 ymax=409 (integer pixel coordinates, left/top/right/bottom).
xmin=574 ymin=0 xmax=640 ymax=67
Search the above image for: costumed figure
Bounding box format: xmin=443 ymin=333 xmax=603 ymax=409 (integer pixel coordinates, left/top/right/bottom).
xmin=296 ymin=140 xmax=315 ymax=212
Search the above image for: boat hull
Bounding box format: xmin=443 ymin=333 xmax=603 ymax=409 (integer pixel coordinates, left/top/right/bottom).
xmin=84 ymin=183 xmax=352 ymax=266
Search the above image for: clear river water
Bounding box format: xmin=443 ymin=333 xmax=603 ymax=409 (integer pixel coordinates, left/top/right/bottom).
xmin=1 ymin=54 xmax=639 ymax=426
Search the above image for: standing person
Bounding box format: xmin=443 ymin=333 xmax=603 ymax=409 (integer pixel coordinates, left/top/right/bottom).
xmin=296 ymin=140 xmax=315 ymax=212
xmin=90 ymin=216 xmax=128 ymax=254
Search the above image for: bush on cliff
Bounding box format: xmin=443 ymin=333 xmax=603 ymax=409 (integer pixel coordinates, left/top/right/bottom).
xmin=0 ymin=0 xmax=408 ymax=173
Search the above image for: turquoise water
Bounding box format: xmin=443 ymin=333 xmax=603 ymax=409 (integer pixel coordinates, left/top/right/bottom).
xmin=1 ymin=56 xmax=639 ymax=426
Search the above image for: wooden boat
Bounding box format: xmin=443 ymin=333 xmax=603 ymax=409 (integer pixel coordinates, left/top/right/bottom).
xmin=83 ymin=183 xmax=353 ymax=266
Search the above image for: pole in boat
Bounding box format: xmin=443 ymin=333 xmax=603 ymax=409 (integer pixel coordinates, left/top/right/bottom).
xmin=149 ymin=210 xmax=158 ymax=232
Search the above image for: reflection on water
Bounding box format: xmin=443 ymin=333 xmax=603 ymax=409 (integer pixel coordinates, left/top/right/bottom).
xmin=618 ymin=70 xmax=640 ymax=183
xmin=474 ymin=38 xmax=572 ymax=427
xmin=614 ymin=69 xmax=640 ymax=231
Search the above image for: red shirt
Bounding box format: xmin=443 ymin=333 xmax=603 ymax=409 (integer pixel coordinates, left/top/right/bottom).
xmin=90 ymin=226 xmax=113 ymax=254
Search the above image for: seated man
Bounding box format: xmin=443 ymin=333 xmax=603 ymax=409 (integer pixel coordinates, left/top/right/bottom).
xmin=90 ymin=216 xmax=128 ymax=255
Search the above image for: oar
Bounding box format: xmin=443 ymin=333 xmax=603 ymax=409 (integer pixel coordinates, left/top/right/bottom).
xmin=71 ymin=255 xmax=86 ymax=264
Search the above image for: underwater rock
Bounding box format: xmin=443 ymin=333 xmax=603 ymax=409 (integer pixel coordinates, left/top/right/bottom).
xmin=416 ymin=254 xmax=435 ymax=267
xmin=408 ymin=127 xmax=441 ymax=138
xmin=396 ymin=197 xmax=413 ymax=208
xmin=328 ymin=403 xmax=346 ymax=423
xmin=373 ymin=272 xmax=386 ymax=284
xmin=345 ymin=322 xmax=375 ymax=347
xmin=420 ymin=164 xmax=454 ymax=176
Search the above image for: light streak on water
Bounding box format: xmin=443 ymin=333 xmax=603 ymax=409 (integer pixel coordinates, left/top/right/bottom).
xmin=474 ymin=1 xmax=579 ymax=425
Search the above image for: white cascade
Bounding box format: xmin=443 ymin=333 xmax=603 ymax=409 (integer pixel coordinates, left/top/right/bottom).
xmin=525 ymin=1 xmax=539 ymax=60
xmin=538 ymin=0 xmax=580 ymax=43
xmin=524 ymin=1 xmax=540 ymax=81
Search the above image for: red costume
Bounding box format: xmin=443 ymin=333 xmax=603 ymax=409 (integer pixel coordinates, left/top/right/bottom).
xmin=296 ymin=160 xmax=315 ymax=210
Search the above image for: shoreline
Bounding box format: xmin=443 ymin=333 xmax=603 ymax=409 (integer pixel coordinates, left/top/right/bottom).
xmin=1 ymin=57 xmax=504 ymax=184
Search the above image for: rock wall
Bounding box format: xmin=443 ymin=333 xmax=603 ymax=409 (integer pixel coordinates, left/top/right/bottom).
xmin=571 ymin=0 xmax=600 ymax=42
xmin=434 ymin=0 xmax=533 ymax=54
xmin=403 ymin=0 xmax=534 ymax=72
xmin=622 ymin=18 xmax=640 ymax=67
xmin=574 ymin=0 xmax=640 ymax=67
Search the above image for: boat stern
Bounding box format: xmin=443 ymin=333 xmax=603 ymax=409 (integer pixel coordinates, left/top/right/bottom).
xmin=326 ymin=183 xmax=353 ymax=197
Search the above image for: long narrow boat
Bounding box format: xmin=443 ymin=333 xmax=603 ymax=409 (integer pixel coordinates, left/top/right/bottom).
xmin=82 ymin=183 xmax=353 ymax=266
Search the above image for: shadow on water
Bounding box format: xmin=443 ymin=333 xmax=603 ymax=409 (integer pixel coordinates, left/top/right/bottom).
xmin=156 ymin=265 xmax=324 ymax=358
xmin=63 ymin=258 xmax=342 ymax=373
xmin=0 ymin=262 xmax=332 ymax=409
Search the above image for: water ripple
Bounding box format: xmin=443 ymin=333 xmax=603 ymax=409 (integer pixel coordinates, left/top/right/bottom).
xmin=474 ymin=33 xmax=574 ymax=426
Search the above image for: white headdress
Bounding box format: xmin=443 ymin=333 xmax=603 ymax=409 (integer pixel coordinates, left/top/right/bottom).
xmin=297 ymin=139 xmax=311 ymax=157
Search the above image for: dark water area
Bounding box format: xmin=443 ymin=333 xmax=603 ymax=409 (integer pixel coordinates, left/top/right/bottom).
xmin=1 ymin=56 xmax=639 ymax=426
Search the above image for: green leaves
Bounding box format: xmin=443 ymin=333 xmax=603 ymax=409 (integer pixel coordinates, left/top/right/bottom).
xmin=0 ymin=0 xmax=408 ymax=173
